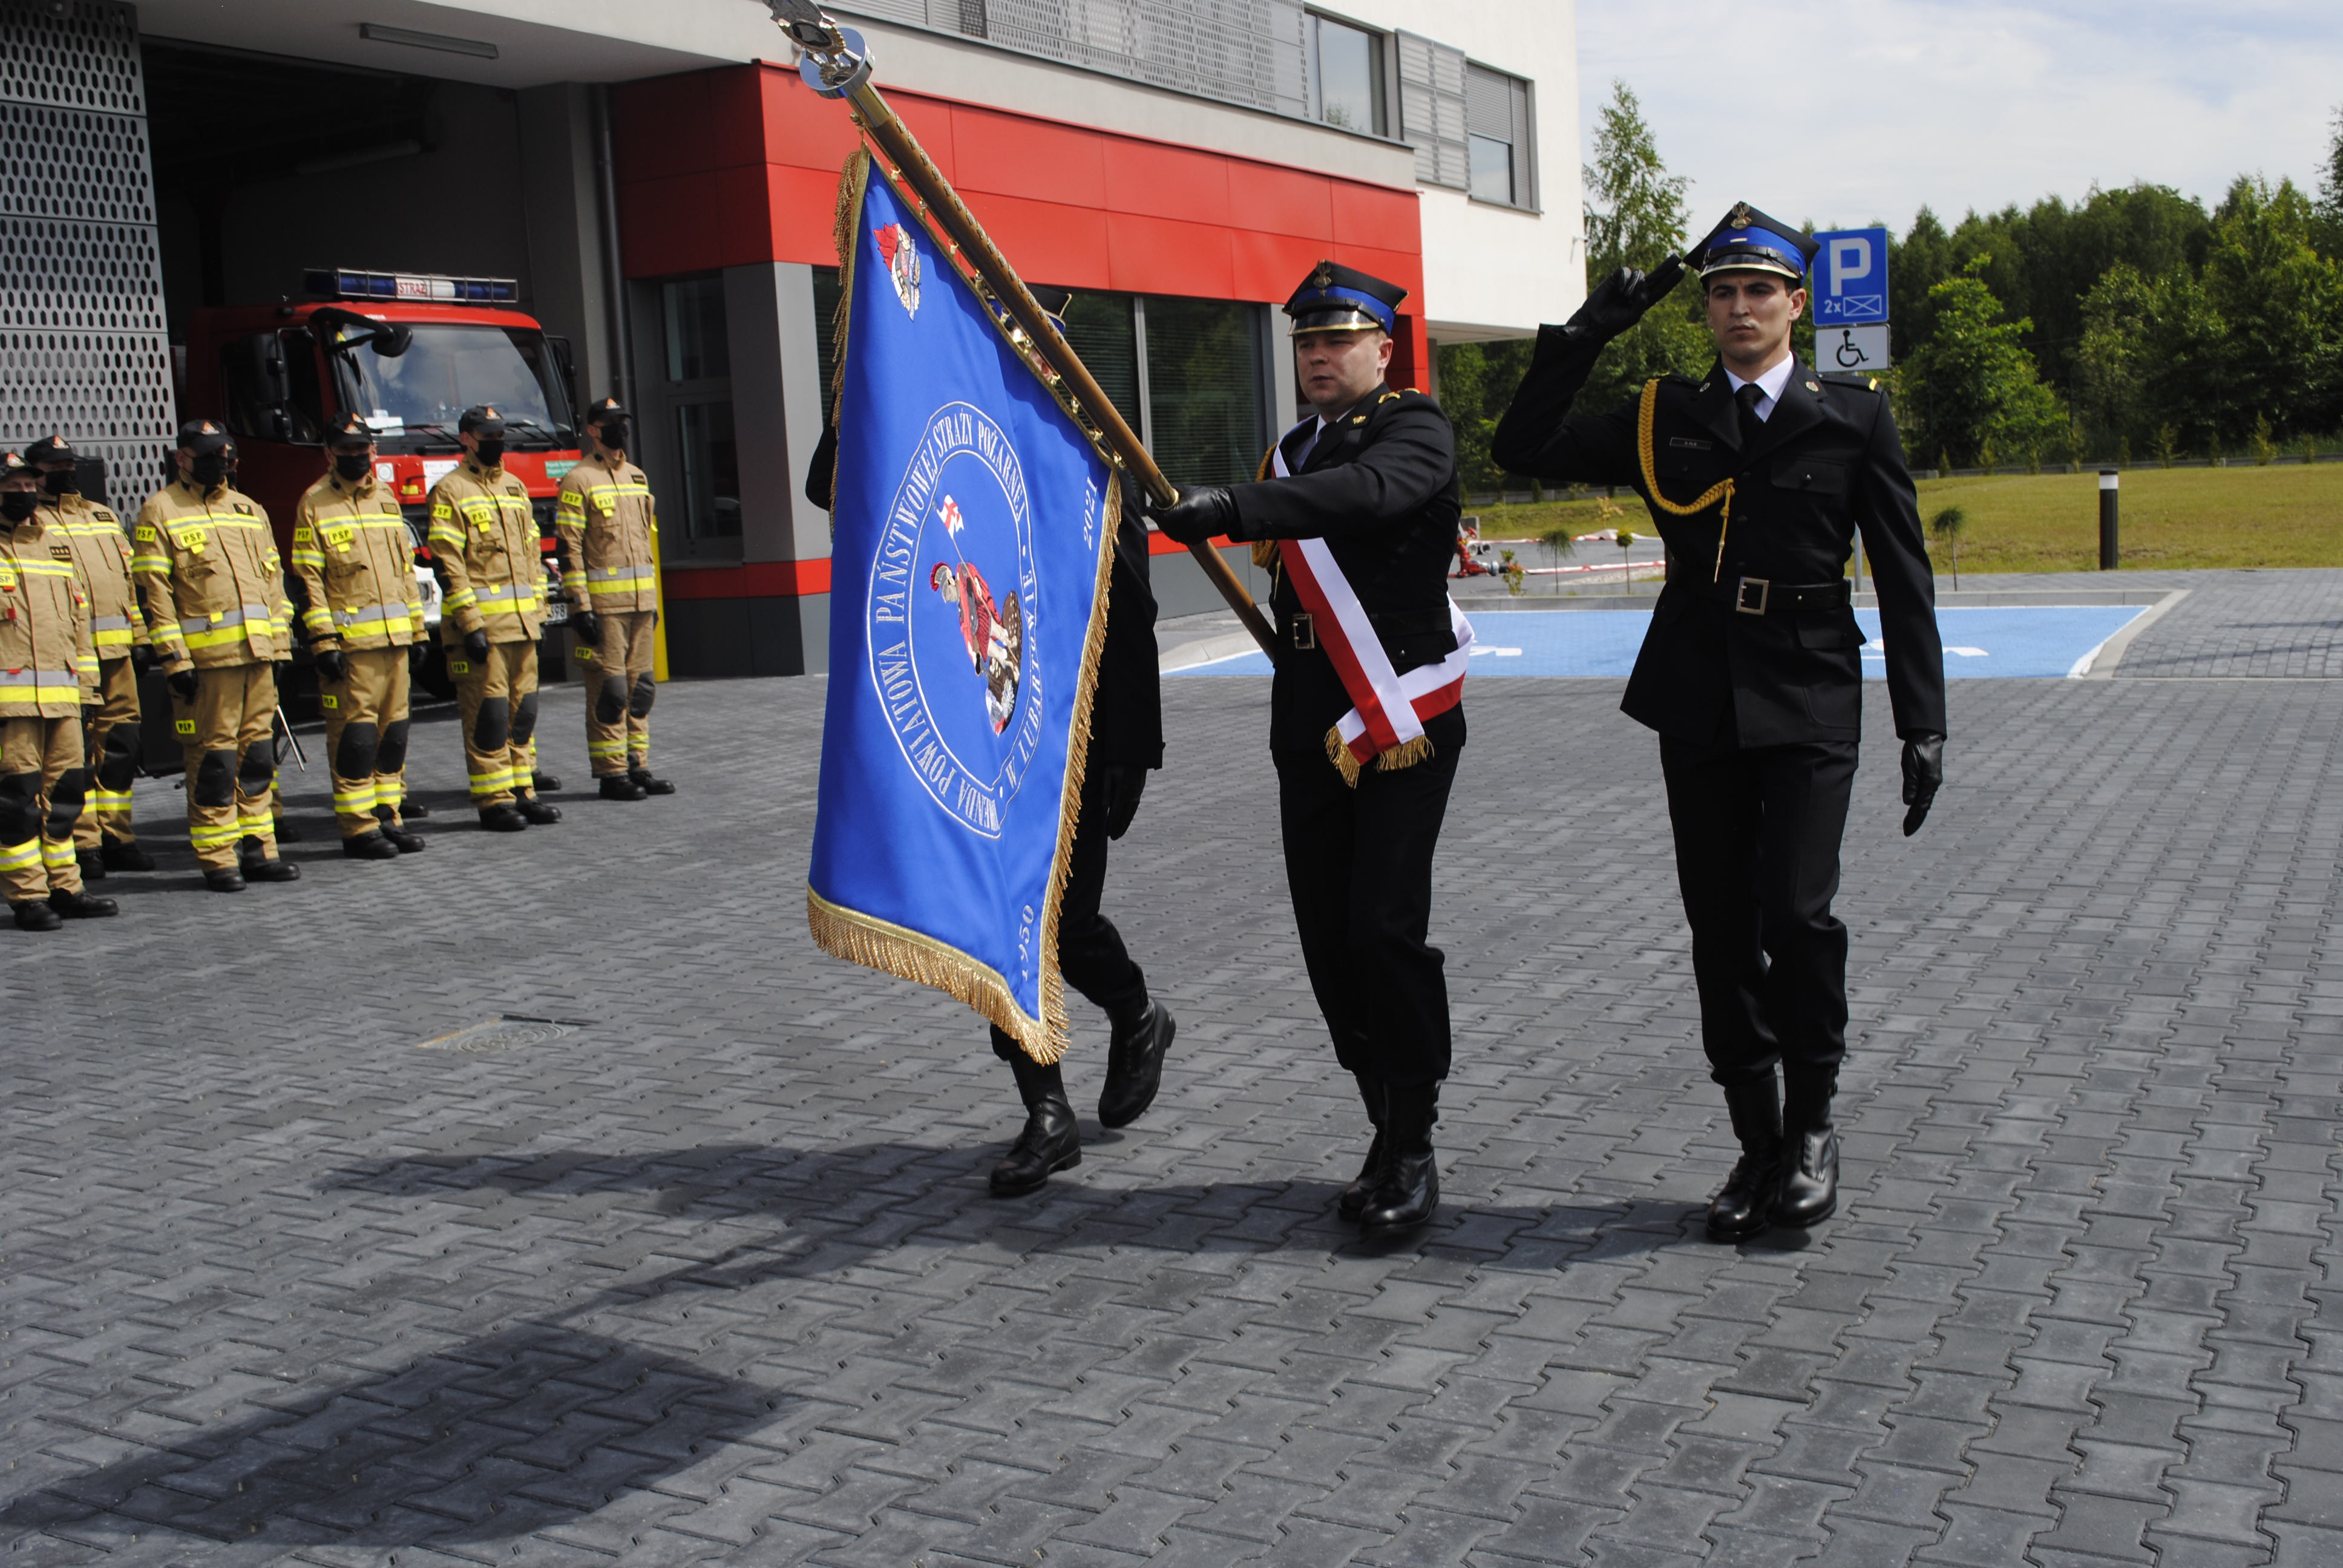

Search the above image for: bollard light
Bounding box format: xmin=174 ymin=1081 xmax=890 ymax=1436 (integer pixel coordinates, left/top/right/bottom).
xmin=2098 ymin=469 xmax=2119 ymax=570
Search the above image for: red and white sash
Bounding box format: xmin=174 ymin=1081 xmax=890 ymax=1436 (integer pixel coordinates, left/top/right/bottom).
xmin=1271 ymin=420 xmax=1474 ymax=785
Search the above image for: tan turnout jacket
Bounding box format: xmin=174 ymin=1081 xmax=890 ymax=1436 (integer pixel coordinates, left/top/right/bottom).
xmin=0 ymin=512 xmax=96 ymax=717
xmin=554 ymin=451 xmax=660 ymax=614
xmin=427 ymin=459 xmax=545 ymax=645
xmin=131 ymin=479 xmax=292 ymax=671
xmin=38 ymin=492 xmax=145 ymax=662
xmin=290 ymin=468 xmax=423 ymax=651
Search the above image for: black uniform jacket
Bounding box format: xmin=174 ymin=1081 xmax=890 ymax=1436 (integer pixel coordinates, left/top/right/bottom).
xmin=1492 ymin=332 xmax=1945 ymax=747
xmin=1227 ymin=386 xmax=1463 ymax=753
xmin=807 ymin=419 xmax=1162 ymax=770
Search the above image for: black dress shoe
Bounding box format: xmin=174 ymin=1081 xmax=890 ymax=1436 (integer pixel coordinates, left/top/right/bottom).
xmin=1772 ymin=1128 xmax=1840 ymax=1228
xmin=598 ymin=775 xmax=647 ymax=802
xmin=517 ymin=796 xmax=562 ymax=825
xmin=989 ymin=1093 xmax=1081 ymax=1197
xmin=76 ymin=848 xmax=105 ymax=881
xmin=629 ymin=767 xmax=677 ymax=796
xmin=1708 ymin=1074 xmax=1783 ymax=1243
xmin=531 ymin=771 xmax=562 ymax=793
xmin=479 ymin=804 xmax=529 ymax=832
xmin=381 ymin=824 xmax=427 ymax=853
xmin=240 ymin=857 xmax=300 ymax=883
xmin=1097 ymin=1000 xmax=1175 ymax=1128
xmin=1338 ymin=1073 xmax=1386 ymax=1221
xmin=100 ymin=840 xmax=156 ymax=872
xmin=341 ymin=831 xmax=401 ymax=860
xmin=203 ymin=866 xmax=246 ymax=893
xmin=48 ymin=887 xmax=117 ymax=918
xmin=1358 ymin=1082 xmax=1440 ymax=1235
xmin=11 ymin=900 xmax=62 ymax=930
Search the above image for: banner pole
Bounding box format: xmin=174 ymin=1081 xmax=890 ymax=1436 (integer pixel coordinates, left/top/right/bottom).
xmin=763 ymin=0 xmax=1280 ymax=664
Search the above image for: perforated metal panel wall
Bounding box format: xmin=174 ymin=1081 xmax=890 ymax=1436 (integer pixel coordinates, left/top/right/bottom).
xmin=0 ymin=1 xmax=172 ymax=496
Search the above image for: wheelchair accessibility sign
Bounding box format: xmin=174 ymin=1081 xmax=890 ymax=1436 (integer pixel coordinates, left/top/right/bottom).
xmin=1821 ymin=323 xmax=1890 ymax=372
xmin=1814 ymin=227 xmax=1889 ymax=325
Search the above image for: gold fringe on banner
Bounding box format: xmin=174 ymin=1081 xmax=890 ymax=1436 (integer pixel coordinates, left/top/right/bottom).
xmin=804 ymin=147 xmax=1123 ymax=1067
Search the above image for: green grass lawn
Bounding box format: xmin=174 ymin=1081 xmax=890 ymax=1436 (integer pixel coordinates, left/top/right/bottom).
xmin=1472 ymin=463 xmax=2343 ymax=574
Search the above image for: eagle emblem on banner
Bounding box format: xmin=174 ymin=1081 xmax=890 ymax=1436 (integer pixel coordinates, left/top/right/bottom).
xmin=874 ymin=222 xmax=920 ymax=318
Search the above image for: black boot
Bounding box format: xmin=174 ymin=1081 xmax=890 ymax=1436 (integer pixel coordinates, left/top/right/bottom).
xmin=1707 ymin=1073 xmax=1782 ymax=1243
xmin=479 ymin=803 xmax=528 ymax=832
xmin=1774 ymin=1065 xmax=1840 ymax=1228
xmin=11 ymin=900 xmax=62 ymax=931
xmin=598 ymin=774 xmax=647 ymax=802
xmin=399 ymin=800 xmax=431 ymax=819
xmin=991 ymin=1054 xmax=1080 ymax=1197
xmin=1337 ymin=1073 xmax=1387 ymax=1221
xmin=203 ymin=866 xmax=246 ymax=893
xmin=272 ymin=815 xmax=301 ymax=843
xmin=76 ymin=848 xmax=105 ymax=881
xmin=241 ymin=856 xmax=300 ymax=883
xmin=381 ymin=823 xmax=427 ymax=853
xmin=1097 ymin=999 xmax=1175 ymax=1128
xmin=100 ymin=840 xmax=156 ymax=872
xmin=532 ymin=771 xmax=562 ymax=794
xmin=1358 ymin=1081 xmax=1439 ymax=1235
xmin=517 ymin=795 xmax=562 ymax=825
xmin=629 ymin=766 xmax=676 ymax=796
xmin=342 ymin=831 xmax=401 ymax=860
xmin=48 ymin=887 xmax=117 ymax=919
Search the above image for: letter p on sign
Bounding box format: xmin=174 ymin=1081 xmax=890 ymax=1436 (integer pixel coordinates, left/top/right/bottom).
xmin=1814 ymin=228 xmax=1889 ymax=324
xmin=1828 ymin=238 xmax=1870 ymax=294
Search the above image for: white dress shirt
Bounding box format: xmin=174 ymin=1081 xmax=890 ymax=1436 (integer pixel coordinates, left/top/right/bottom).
xmin=1724 ymin=356 xmax=1797 ymax=423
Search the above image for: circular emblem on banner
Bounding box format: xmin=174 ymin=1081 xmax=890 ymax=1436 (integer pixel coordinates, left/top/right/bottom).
xmin=865 ymin=401 xmax=1044 ymax=838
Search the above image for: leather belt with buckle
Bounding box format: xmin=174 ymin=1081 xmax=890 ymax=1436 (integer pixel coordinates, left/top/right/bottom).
xmin=1697 ymin=577 xmax=1850 ymax=616
xmin=1289 ymin=612 xmax=1316 ymax=651
xmin=1734 ymin=577 xmax=1770 ymax=615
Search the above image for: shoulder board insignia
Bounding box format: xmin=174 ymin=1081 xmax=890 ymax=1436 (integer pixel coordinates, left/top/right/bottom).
xmin=1805 ymin=381 xmax=1820 ymax=392
xmin=1380 ymin=390 xmax=1402 ymax=403
xmin=50 ymin=544 xmax=71 ymax=560
xmin=93 ymin=509 xmax=115 ymax=522
xmin=233 ymin=501 xmax=254 ymax=515
xmin=1699 ymin=382 xmax=1712 ymax=393
xmin=1868 ymin=377 xmax=1880 ymax=391
xmin=506 ymin=484 xmax=524 ymax=495
xmin=1351 ymin=414 xmax=1367 ymax=425
xmin=380 ymin=501 xmax=400 ymax=514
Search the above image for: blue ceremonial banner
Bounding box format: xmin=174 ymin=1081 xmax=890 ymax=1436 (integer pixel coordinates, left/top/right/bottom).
xmin=807 ymin=149 xmax=1117 ymax=1062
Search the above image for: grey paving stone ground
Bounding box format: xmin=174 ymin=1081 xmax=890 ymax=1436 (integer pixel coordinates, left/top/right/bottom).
xmin=4 ymin=578 xmax=2342 ymax=1565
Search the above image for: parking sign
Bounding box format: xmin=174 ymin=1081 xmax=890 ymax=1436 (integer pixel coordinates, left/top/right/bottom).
xmin=1813 ymin=227 xmax=1888 ymax=325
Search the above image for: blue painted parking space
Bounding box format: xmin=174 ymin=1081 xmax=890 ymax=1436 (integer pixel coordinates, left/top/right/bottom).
xmin=1171 ymin=604 xmax=2149 ymax=680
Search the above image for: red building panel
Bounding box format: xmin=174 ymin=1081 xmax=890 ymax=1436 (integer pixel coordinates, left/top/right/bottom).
xmin=948 ymin=103 xmax=1107 ymax=207
xmin=1106 ymin=212 xmax=1236 ymax=298
xmin=960 ymin=192 xmax=1112 ymax=288
xmin=1103 ymin=138 xmax=1232 ymax=226
xmin=1225 ymin=161 xmax=1337 ymax=241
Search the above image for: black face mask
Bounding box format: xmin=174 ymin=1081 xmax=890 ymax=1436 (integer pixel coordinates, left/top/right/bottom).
xmin=189 ymin=453 xmax=229 ymax=487
xmin=595 ymin=422 xmax=626 ymax=453
xmin=473 ymin=439 xmax=505 ymax=467
xmin=1 ymin=491 xmax=38 ymax=522
xmin=41 ymin=469 xmax=75 ymax=497
xmin=334 ymin=451 xmax=372 ymax=482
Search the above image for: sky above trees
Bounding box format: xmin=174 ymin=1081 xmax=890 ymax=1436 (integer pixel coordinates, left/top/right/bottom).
xmin=1575 ymin=0 xmax=2343 ymax=234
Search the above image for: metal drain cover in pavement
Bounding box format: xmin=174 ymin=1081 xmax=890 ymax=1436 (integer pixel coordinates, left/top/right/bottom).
xmin=417 ymin=1015 xmax=584 ymax=1053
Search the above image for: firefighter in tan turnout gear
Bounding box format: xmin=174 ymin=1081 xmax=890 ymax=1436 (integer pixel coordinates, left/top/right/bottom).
xmin=132 ymin=419 xmax=300 ymax=892
xmin=290 ymin=414 xmax=428 ymax=860
xmin=24 ymin=436 xmax=157 ymax=880
xmin=0 ymin=453 xmax=116 ymax=929
xmin=556 ymin=397 xmax=673 ymax=800
xmin=428 ymin=405 xmax=560 ymax=832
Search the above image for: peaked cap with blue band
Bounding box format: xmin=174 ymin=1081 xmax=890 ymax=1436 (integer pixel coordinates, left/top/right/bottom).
xmin=1696 ymin=202 xmax=1818 ymax=282
xmin=1283 ymin=258 xmax=1405 ymax=335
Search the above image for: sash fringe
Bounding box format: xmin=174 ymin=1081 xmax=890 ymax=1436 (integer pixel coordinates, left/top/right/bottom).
xmin=1323 ymin=726 xmax=1434 ymax=789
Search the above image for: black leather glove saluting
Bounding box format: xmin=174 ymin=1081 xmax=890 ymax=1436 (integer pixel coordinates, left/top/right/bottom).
xmin=313 ymin=647 xmax=347 ymax=685
xmin=1901 ymin=734 xmax=1944 ymax=836
xmin=165 ymin=667 xmax=198 ymax=704
xmin=463 ymin=628 xmax=491 ymax=664
xmin=408 ymin=641 xmax=428 ymax=675
xmin=569 ymin=610 xmax=601 ymax=649
xmin=129 ymin=642 xmax=155 ymax=675
xmin=1099 ymin=763 xmax=1149 ymax=840
xmin=1147 ymin=485 xmax=1236 ymax=546
xmin=1564 ymin=257 xmax=1689 ymax=345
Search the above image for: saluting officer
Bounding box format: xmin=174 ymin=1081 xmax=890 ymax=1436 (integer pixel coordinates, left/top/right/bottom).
xmin=1150 ymin=261 xmax=1467 ymax=1237
xmin=24 ymin=436 xmax=156 ymax=879
xmin=1492 ymin=204 xmax=1948 ymax=1243
xmin=289 ymin=414 xmax=428 ymax=858
xmin=427 ymin=405 xmax=560 ymax=832
xmin=555 ymin=397 xmax=673 ymax=800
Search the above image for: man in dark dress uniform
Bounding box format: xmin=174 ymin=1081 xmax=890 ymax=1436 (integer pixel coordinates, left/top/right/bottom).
xmin=805 ymin=428 xmax=1178 ymax=1197
xmin=1150 ymin=261 xmax=1466 ymax=1236
xmin=1492 ymin=204 xmax=1947 ymax=1243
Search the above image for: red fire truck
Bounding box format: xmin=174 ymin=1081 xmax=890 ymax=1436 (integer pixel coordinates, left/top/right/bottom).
xmin=180 ymin=267 xmax=581 ymax=699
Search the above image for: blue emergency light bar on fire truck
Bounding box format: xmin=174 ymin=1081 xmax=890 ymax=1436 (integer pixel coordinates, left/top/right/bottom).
xmin=303 ymin=267 xmax=519 ymax=305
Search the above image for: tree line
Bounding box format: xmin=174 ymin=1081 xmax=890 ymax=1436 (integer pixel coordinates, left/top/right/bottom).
xmin=1438 ymin=83 xmax=2343 ymax=491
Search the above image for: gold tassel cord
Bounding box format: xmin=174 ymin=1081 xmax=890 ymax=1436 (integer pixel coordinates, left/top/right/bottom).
xmin=1634 ymin=377 xmax=1734 ymax=582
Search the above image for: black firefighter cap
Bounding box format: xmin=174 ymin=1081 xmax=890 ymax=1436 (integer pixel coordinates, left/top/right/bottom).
xmin=22 ymin=434 xmax=74 ymax=467
xmin=586 ymin=396 xmax=628 ymax=425
xmin=1695 ymin=203 xmax=1818 ymax=282
xmin=1283 ymin=260 xmax=1404 ymax=335
xmin=458 ymin=405 xmax=506 ymax=438
xmin=176 ymin=418 xmax=231 ymax=456
xmin=1 ymin=452 xmax=29 ymax=479
xmin=326 ymin=412 xmax=375 ymax=449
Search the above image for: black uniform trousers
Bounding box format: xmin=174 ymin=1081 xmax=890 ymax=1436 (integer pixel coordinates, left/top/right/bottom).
xmin=989 ymin=762 xmax=1148 ymax=1064
xmin=1274 ymin=724 xmax=1463 ymax=1089
xmin=1659 ymin=731 xmax=1857 ymax=1092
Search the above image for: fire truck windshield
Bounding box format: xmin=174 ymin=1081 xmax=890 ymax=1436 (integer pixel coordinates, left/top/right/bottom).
xmin=330 ymin=324 xmax=574 ymax=452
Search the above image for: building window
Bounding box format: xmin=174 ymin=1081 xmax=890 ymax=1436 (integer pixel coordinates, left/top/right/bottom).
xmin=1306 ymin=13 xmax=1386 ymax=136
xmin=1465 ymin=63 xmax=1534 ymax=209
xmin=1044 ymin=288 xmax=1142 ymax=436
xmin=1143 ymin=296 xmax=1263 ymax=489
xmin=1397 ymin=32 xmax=1467 ymax=189
xmin=654 ymin=274 xmax=739 ymax=552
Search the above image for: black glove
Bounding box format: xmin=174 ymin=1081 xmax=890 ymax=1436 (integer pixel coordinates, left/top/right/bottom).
xmin=1100 ymin=763 xmax=1148 ymax=840
xmin=129 ymin=642 xmax=155 ymax=675
xmin=1564 ymin=258 xmax=1688 ymax=345
xmin=1147 ymin=485 xmax=1237 ymax=546
xmin=463 ymin=629 xmax=490 ymax=664
xmin=408 ymin=641 xmax=428 ymax=675
xmin=166 ymin=666 xmax=198 ymax=704
xmin=569 ymin=610 xmax=601 ymax=648
xmin=81 ymin=704 xmax=99 ymax=733
xmin=1901 ymin=734 xmax=1944 ymax=836
xmin=313 ymin=647 xmax=347 ymax=685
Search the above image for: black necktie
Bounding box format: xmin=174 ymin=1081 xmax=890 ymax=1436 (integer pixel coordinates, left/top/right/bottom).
xmin=1735 ymin=382 xmax=1767 ymax=445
